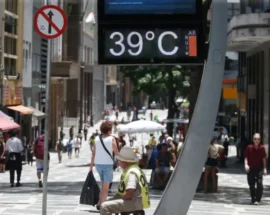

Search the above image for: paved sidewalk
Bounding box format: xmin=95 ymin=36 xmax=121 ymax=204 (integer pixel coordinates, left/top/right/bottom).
xmin=1 ymin=110 xmax=270 ymax=215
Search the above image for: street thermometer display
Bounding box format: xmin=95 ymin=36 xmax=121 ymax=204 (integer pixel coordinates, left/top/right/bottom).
xmin=97 ymin=0 xmax=204 ymax=65
xmin=99 ymin=27 xmax=202 ymax=64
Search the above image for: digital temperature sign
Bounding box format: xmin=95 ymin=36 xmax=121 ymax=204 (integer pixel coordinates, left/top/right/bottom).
xmin=98 ymin=25 xmax=204 ymax=65
xmin=98 ymin=0 xmax=203 ymax=23
xmin=104 ymin=0 xmax=196 ymax=15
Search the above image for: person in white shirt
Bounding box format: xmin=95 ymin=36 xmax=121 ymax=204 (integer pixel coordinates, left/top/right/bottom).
xmin=74 ymin=136 xmax=81 ymax=158
xmin=6 ymin=131 xmax=24 ymax=187
xmin=90 ymin=121 xmax=119 ymax=211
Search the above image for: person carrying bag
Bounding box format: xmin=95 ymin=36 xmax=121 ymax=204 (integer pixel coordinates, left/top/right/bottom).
xmin=89 ymin=121 xmax=119 ymax=210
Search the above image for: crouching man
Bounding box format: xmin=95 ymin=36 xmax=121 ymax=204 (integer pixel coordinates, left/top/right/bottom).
xmin=100 ymin=147 xmax=150 ymax=215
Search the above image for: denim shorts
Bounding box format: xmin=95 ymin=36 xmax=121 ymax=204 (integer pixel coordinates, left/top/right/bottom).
xmin=95 ymin=164 xmax=113 ymax=183
xmin=155 ymin=167 xmax=170 ymax=173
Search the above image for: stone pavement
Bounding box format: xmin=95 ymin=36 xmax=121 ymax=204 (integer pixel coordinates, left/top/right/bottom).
xmin=1 ymin=110 xmax=270 ymax=215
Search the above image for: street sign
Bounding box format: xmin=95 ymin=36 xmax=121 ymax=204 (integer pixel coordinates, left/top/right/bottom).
xmin=34 ymin=5 xmax=67 ymax=39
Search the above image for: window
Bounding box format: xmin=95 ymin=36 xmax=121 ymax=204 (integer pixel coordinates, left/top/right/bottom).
xmin=5 ymin=0 xmax=18 ymax=14
xmin=4 ymin=57 xmax=17 ymax=75
xmin=90 ymin=48 xmax=93 ymax=64
xmin=4 ymin=36 xmax=17 ymax=55
xmin=87 ymin=47 xmax=90 ymax=64
xmin=228 ymin=3 xmax=240 ymax=19
xmin=84 ymin=45 xmax=87 ymax=63
xmin=4 ymin=14 xmax=17 ymax=35
xmin=28 ymin=42 xmax=32 ymax=59
xmin=90 ymin=48 xmax=94 ymax=64
xmin=32 ymin=54 xmax=41 ymax=73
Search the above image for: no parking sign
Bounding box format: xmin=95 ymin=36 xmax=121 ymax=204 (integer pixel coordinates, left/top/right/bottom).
xmin=34 ymin=5 xmax=67 ymax=39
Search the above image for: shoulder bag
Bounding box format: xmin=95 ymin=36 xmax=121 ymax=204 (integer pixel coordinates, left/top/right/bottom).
xmin=99 ymin=135 xmax=117 ymax=169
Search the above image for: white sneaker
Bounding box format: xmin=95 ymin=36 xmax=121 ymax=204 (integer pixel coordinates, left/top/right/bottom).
xmin=254 ymin=201 xmax=259 ymax=205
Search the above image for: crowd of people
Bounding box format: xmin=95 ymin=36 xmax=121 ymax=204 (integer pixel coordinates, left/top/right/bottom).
xmin=0 ymin=108 xmax=268 ymax=214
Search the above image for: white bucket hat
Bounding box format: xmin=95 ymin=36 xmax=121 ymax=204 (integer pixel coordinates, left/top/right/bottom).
xmin=116 ymin=147 xmax=139 ymax=163
xmin=167 ymin=136 xmax=173 ymax=141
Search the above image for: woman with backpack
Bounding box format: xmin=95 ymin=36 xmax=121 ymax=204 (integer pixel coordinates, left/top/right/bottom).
xmin=33 ymin=132 xmax=50 ymax=188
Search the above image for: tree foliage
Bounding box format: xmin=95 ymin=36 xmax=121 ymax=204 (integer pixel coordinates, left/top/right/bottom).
xmin=120 ymin=65 xmax=190 ymax=135
xmin=120 ymin=65 xmax=190 ymax=99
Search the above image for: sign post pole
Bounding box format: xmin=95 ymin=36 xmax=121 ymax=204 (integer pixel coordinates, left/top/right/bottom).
xmin=42 ymin=0 xmax=51 ymax=214
xmin=33 ymin=2 xmax=66 ymax=215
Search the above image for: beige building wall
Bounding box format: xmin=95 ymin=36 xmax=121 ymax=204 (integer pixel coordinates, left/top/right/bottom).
xmin=17 ymin=0 xmax=24 ymax=77
xmin=247 ymin=42 xmax=270 ymax=158
xmin=2 ymin=0 xmax=24 ymax=106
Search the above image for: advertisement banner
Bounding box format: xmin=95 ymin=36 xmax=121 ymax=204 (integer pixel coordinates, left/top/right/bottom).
xmin=2 ymin=79 xmax=23 ymax=106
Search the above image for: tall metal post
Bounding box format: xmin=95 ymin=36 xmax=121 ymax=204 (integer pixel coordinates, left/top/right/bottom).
xmin=42 ymin=0 xmax=51 ymax=214
xmin=0 ymin=2 xmax=4 ymax=106
xmin=154 ymin=1 xmax=228 ymax=215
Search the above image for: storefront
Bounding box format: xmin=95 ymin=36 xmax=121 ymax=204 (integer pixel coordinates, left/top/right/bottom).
xmin=227 ymin=12 xmax=270 ymax=165
xmin=1 ymin=79 xmax=34 ymax=143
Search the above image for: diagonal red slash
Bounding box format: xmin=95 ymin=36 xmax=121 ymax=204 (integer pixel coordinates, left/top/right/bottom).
xmin=40 ymin=10 xmax=61 ymax=33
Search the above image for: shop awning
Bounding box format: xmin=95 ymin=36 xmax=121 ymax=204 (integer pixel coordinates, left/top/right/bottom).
xmin=0 ymin=111 xmax=14 ymax=121
xmin=30 ymin=107 xmax=45 ymax=119
xmin=7 ymin=105 xmax=34 ymax=115
xmin=0 ymin=115 xmax=20 ymax=132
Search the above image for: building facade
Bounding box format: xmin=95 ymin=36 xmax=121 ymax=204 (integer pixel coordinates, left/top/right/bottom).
xmin=227 ymin=0 xmax=270 ymax=164
xmin=49 ymin=0 xmax=107 ymax=145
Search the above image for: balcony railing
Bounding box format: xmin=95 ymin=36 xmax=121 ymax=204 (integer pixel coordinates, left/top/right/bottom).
xmin=51 ymin=55 xmax=78 ymax=63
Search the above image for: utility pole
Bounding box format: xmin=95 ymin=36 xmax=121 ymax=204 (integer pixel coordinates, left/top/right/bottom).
xmin=0 ymin=3 xmax=4 ymax=106
xmin=42 ymin=0 xmax=51 ymax=214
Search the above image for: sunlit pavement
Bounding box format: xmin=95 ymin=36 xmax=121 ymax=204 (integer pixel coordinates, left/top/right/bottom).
xmin=0 ymin=110 xmax=270 ymax=215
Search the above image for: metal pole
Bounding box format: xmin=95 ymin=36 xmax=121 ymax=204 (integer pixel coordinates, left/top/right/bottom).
xmin=42 ymin=0 xmax=51 ymax=214
xmin=154 ymin=1 xmax=228 ymax=215
xmin=0 ymin=2 xmax=4 ymax=106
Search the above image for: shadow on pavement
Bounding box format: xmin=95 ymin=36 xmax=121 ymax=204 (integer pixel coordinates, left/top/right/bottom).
xmin=66 ymin=164 xmax=90 ymax=168
xmin=194 ymin=185 xmax=270 ymax=206
xmin=0 ymin=181 xmax=164 ymax=198
xmin=217 ymin=156 xmax=246 ymax=175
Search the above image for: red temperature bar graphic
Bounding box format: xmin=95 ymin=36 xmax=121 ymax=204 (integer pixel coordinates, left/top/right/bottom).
xmin=188 ymin=36 xmax=197 ymax=57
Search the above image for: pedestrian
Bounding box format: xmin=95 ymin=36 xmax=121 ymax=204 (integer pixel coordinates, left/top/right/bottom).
xmin=89 ymin=121 xmax=119 ymax=210
xmin=244 ymin=133 xmax=267 ymax=205
xmin=33 ymin=131 xmax=50 ymax=188
xmin=55 ymin=138 xmax=64 ymax=163
xmin=69 ymin=126 xmax=74 ymax=139
xmin=78 ymin=129 xmax=83 ymax=142
xmin=0 ymin=136 xmax=6 ymax=173
xmin=127 ymin=109 xmax=131 ymax=121
xmin=60 ymin=127 xmax=65 ymax=140
xmin=89 ymin=134 xmax=95 ymax=152
xmin=74 ymin=136 xmax=81 ymax=158
xmin=115 ymin=109 xmax=119 ymax=121
xmin=204 ymin=138 xmax=224 ymax=193
xmin=67 ymin=138 xmax=74 ymax=159
xmin=26 ymin=143 xmax=33 ymax=166
xmin=100 ymin=147 xmax=150 ymax=215
xmin=6 ymin=131 xmax=23 ymax=187
xmin=90 ymin=115 xmax=94 ymax=127
xmin=84 ymin=126 xmax=88 ymax=141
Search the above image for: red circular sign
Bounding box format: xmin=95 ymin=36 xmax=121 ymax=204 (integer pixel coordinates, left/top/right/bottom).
xmin=34 ymin=5 xmax=67 ymax=39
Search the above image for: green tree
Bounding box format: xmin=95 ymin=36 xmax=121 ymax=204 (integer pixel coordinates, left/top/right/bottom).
xmin=120 ymin=65 xmax=190 ymax=135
